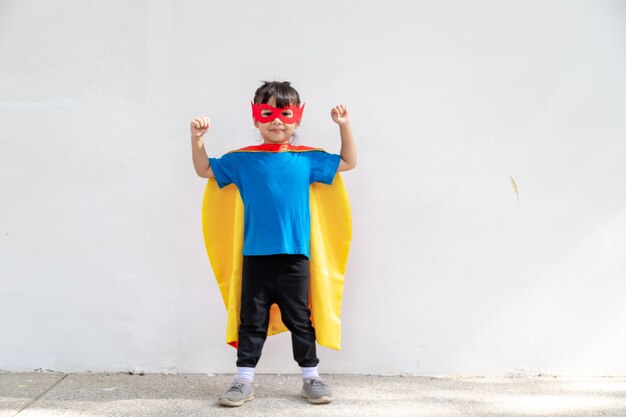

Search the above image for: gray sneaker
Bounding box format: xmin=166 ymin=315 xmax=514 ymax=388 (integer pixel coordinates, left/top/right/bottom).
xmin=301 ymin=378 xmax=333 ymax=404
xmin=218 ymin=379 xmax=254 ymax=407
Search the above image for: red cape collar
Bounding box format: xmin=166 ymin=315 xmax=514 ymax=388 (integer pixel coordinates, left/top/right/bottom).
xmin=230 ymin=144 xmax=323 ymax=153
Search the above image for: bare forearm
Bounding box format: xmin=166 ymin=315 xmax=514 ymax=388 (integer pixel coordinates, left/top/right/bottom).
xmin=189 ymin=116 xmax=214 ymax=178
xmin=191 ymin=137 xmax=213 ymax=178
xmin=339 ymin=123 xmax=357 ymax=170
xmin=331 ymin=104 xmax=357 ymax=172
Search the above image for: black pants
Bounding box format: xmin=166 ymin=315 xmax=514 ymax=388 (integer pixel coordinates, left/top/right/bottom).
xmin=236 ymin=254 xmax=319 ymax=368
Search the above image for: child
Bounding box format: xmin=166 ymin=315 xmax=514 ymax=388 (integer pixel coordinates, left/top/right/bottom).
xmin=190 ymin=81 xmax=356 ymax=406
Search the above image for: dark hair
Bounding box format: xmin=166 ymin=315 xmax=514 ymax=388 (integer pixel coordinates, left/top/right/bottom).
xmin=253 ymin=81 xmax=301 ymax=107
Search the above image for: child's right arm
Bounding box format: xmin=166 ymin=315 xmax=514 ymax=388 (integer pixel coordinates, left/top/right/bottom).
xmin=190 ymin=116 xmax=215 ymax=178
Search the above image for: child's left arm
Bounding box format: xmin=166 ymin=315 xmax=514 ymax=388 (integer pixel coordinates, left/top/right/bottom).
xmin=331 ymin=104 xmax=357 ymax=172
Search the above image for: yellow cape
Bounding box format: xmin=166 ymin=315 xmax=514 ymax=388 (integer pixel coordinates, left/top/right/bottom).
xmin=201 ymin=174 xmax=351 ymax=350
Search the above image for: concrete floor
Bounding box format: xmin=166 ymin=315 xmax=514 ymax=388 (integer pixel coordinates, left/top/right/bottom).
xmin=2 ymin=372 xmax=626 ymax=417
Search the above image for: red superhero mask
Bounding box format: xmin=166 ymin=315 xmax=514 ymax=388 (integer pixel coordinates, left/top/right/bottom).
xmin=251 ymin=102 xmax=305 ymax=124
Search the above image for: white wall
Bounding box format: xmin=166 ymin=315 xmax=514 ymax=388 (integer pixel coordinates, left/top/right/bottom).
xmin=1 ymin=0 xmax=625 ymax=376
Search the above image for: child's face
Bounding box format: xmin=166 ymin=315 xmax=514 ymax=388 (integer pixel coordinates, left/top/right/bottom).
xmin=253 ymin=97 xmax=300 ymax=144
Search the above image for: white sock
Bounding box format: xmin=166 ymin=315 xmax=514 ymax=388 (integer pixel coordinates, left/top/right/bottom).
xmin=236 ymin=367 xmax=255 ymax=382
xmin=301 ymin=366 xmax=320 ymax=380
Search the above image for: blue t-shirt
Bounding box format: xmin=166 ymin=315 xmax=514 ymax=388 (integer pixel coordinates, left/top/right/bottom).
xmin=209 ymin=148 xmax=341 ymax=258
